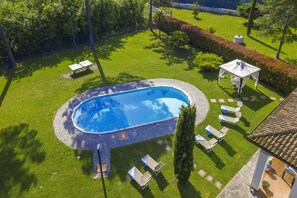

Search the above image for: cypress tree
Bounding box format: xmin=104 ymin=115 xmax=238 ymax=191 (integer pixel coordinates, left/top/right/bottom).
xmin=174 ymin=105 xmax=196 ymax=184
xmin=247 ymin=0 xmax=257 ymax=36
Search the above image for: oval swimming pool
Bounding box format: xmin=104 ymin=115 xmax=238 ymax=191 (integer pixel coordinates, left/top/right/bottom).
xmin=72 ymin=86 xmax=190 ymax=134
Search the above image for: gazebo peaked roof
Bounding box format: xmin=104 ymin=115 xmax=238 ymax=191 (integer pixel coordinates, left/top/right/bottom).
xmin=218 ymin=59 xmax=261 ymax=95
xmin=247 ymin=88 xmax=297 ymax=169
xmin=219 ymin=59 xmax=261 ymax=78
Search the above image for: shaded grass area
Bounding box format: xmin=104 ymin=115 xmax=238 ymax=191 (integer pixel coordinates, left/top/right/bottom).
xmin=0 ymin=31 xmax=282 ymax=197
xmin=170 ymin=9 xmax=297 ymax=65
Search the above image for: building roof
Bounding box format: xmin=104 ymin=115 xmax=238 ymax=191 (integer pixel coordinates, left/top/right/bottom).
xmin=247 ymin=88 xmax=297 ymax=169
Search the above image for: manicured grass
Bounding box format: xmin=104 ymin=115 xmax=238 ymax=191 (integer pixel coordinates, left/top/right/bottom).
xmin=0 ymin=30 xmax=282 ymax=198
xmin=170 ymin=8 xmax=297 ymax=65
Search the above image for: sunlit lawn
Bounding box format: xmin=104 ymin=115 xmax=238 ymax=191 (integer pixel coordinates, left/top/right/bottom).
xmin=0 ymin=30 xmax=282 ymax=197
xmin=170 ymin=8 xmax=297 ymax=66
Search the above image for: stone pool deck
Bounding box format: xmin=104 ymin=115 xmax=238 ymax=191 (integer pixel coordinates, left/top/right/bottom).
xmin=53 ymin=78 xmax=209 ymax=175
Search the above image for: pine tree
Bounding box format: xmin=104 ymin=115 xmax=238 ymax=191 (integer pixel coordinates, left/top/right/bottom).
xmin=174 ymin=105 xmax=196 ymax=184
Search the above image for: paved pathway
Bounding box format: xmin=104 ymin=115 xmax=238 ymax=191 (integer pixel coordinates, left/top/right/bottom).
xmin=53 ymin=78 xmax=209 ymax=175
xmin=217 ymin=150 xmax=263 ymax=198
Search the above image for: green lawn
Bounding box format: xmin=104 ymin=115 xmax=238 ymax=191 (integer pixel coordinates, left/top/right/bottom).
xmin=170 ymin=8 xmax=297 ymax=66
xmin=0 ymin=30 xmax=282 ymax=198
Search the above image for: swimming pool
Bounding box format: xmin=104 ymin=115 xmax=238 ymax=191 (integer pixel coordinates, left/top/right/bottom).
xmin=72 ymin=86 xmax=190 ymax=133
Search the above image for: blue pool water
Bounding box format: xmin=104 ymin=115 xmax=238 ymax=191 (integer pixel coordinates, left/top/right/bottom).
xmin=72 ymin=86 xmax=190 ymax=133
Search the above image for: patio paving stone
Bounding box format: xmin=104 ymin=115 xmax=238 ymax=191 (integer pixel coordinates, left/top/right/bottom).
xmin=242 ymin=97 xmax=250 ymax=101
xmin=227 ymin=98 xmax=234 ymax=102
xmin=218 ymin=99 xmax=225 ymax=103
xmin=205 ymin=175 xmax=213 ymax=182
xmin=210 ymin=99 xmax=217 ymax=103
xmin=279 ymin=97 xmax=284 ymax=101
xmin=260 ymin=95 xmax=267 ymax=99
xmin=215 ymin=181 xmax=222 ymax=189
xmin=250 ymin=96 xmax=257 ymax=100
xmin=193 ymin=163 xmax=197 ymax=170
xmin=165 ymin=145 xmax=172 ymax=151
xmin=198 ymin=169 xmax=206 ymax=177
xmin=270 ymin=96 xmax=276 ymax=101
xmin=156 ymin=139 xmax=163 ymax=145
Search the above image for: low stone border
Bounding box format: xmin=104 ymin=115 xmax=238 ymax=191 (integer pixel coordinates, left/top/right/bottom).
xmin=53 ymin=78 xmax=209 ymax=174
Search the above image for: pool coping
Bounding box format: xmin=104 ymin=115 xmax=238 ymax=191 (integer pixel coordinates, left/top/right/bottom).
xmin=53 ymin=78 xmax=209 ymax=174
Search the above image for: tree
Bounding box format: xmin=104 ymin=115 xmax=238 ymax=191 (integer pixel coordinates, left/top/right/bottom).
xmin=174 ymin=105 xmax=196 ymax=184
xmin=85 ymin=0 xmax=107 ymax=83
xmin=247 ymin=0 xmax=257 ymax=36
xmin=256 ymin=0 xmax=297 ymax=59
xmin=0 ymin=24 xmax=16 ymax=68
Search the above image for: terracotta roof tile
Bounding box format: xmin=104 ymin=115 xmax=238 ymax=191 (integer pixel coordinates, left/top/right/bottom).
xmin=247 ymin=88 xmax=297 ymax=169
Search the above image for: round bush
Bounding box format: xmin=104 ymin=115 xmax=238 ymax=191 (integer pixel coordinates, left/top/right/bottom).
xmin=192 ymin=52 xmax=223 ymax=72
xmin=169 ymin=31 xmax=189 ymax=48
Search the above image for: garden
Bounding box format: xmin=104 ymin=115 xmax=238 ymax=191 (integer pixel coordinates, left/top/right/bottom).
xmin=0 ymin=1 xmax=296 ymax=198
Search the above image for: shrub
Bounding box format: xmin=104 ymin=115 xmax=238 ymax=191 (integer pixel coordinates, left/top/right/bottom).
xmin=206 ymin=26 xmax=216 ymax=34
xmin=192 ymin=52 xmax=223 ymax=71
xmin=192 ymin=3 xmax=199 ymax=19
xmin=169 ymin=31 xmax=189 ymax=48
xmin=155 ymin=14 xmax=297 ymax=95
xmin=262 ymin=180 xmax=270 ymax=188
xmin=237 ymin=3 xmax=264 ymax=19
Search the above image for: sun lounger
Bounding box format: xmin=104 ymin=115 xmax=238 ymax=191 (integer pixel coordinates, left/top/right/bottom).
xmin=69 ymin=63 xmax=83 ymax=74
xmin=69 ymin=60 xmax=93 ymax=74
xmin=221 ymin=101 xmax=243 ymax=114
xmin=79 ymin=60 xmax=93 ymax=69
xmin=218 ymin=112 xmax=242 ymax=125
xmin=141 ymin=155 xmax=165 ymax=175
xmin=205 ymin=125 xmax=229 ymax=141
xmin=128 ymin=166 xmax=152 ymax=189
xmin=195 ymin=134 xmax=218 ymax=153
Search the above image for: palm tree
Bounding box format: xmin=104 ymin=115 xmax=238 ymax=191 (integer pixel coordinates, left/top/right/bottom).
xmin=85 ymin=0 xmax=107 ymax=83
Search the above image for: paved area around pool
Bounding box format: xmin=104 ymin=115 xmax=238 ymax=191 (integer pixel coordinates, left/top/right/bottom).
xmin=53 ymin=78 xmax=209 ymax=175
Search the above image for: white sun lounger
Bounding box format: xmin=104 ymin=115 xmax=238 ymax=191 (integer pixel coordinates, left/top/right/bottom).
xmin=141 ymin=155 xmax=165 ymax=175
xmin=219 ymin=112 xmax=242 ymax=125
xmin=221 ymin=101 xmax=243 ymax=114
xmin=205 ymin=125 xmax=229 ymax=141
xmin=69 ymin=63 xmax=83 ymax=74
xmin=195 ymin=134 xmax=218 ymax=153
xmin=128 ymin=166 xmax=152 ymax=189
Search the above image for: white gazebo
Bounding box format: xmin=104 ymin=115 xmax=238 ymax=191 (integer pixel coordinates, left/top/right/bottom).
xmin=218 ymin=59 xmax=261 ymax=95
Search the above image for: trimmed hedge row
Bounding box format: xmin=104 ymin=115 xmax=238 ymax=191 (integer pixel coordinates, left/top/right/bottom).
xmin=156 ymin=15 xmax=297 ymax=95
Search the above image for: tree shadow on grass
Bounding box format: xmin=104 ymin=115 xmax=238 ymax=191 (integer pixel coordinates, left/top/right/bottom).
xmin=284 ymin=58 xmax=297 ymax=66
xmin=0 ymin=124 xmax=46 ymax=197
xmin=248 ymin=36 xmax=287 ymax=55
xmin=109 ymin=135 xmax=173 ymax=181
xmin=144 ymin=34 xmax=197 ymax=67
xmin=177 ymin=181 xmax=201 ymax=198
xmin=75 ymin=72 xmax=145 ymax=94
xmin=73 ymin=150 xmax=93 ymax=176
xmin=199 ymin=70 xmax=218 ymax=82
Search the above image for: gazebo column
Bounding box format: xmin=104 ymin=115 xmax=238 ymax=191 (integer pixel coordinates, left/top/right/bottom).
xmin=251 ymin=150 xmax=270 ymax=190
xmin=289 ymin=176 xmax=297 ymax=198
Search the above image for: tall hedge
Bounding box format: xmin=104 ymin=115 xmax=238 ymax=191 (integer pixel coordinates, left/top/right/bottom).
xmin=0 ymin=0 xmax=146 ymax=59
xmin=156 ymin=15 xmax=297 ymax=95
xmin=174 ymin=105 xmax=196 ymax=184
